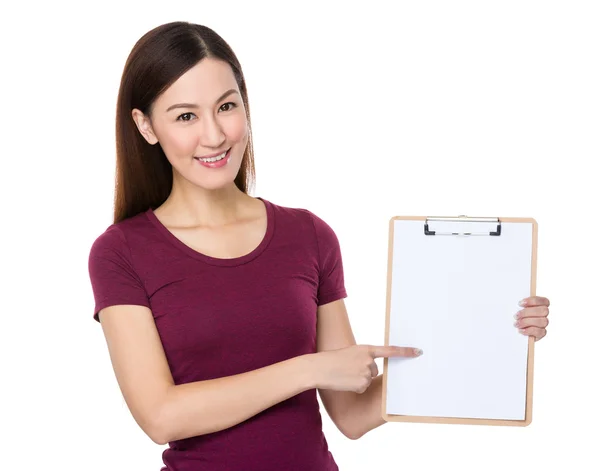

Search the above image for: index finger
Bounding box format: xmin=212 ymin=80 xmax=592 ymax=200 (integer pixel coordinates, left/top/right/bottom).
xmin=520 ymin=296 xmax=550 ymax=307
xmin=369 ymin=346 xmax=422 ymax=358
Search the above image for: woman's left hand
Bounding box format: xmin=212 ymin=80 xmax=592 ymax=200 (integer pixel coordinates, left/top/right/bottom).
xmin=514 ymin=296 xmax=550 ymax=341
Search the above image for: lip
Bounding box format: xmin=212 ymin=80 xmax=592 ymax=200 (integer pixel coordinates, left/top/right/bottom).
xmin=195 ymin=147 xmax=231 ymax=159
xmin=194 ymin=147 xmax=232 ymax=169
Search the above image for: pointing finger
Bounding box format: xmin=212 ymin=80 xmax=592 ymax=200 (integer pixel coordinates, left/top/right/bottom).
xmin=370 ymin=346 xmax=423 ymax=358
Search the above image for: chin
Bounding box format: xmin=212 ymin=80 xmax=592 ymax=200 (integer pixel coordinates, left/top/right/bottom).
xmin=196 ymin=178 xmax=238 ymax=191
xmin=193 ymin=167 xmax=242 ymax=191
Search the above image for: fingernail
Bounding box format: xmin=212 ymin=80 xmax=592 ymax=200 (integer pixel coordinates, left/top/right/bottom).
xmin=519 ymin=299 xmax=527 ymax=307
xmin=414 ymin=348 xmax=423 ymax=356
xmin=514 ymin=312 xmax=520 ymax=319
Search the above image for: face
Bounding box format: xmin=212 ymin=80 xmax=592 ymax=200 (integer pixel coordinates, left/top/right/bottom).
xmin=132 ymin=58 xmax=248 ymax=191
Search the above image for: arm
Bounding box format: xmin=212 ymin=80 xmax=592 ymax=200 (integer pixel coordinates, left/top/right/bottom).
xmin=316 ymin=299 xmax=386 ymax=440
xmin=98 ymin=305 xmax=316 ymax=445
xmin=342 ymin=374 xmax=386 ymax=440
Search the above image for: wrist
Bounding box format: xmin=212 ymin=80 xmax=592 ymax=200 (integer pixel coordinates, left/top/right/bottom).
xmin=300 ymin=353 xmax=321 ymax=390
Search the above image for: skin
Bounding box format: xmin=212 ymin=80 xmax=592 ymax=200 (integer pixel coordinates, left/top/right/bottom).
xmin=514 ymin=295 xmax=550 ymax=341
xmin=128 ymin=57 xmax=551 ymax=441
xmin=131 ymin=57 xmax=259 ymax=230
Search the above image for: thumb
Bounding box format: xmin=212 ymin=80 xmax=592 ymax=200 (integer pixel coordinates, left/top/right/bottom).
xmin=370 ymin=345 xmax=423 ymax=358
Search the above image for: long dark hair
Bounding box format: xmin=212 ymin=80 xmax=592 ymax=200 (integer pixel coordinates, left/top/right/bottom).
xmin=112 ymin=21 xmax=255 ymax=224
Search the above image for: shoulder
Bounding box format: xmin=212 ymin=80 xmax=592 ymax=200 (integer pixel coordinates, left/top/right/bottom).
xmin=263 ymin=197 xmax=333 ymax=232
xmin=262 ymin=197 xmax=339 ymax=244
xmin=88 ymin=211 xmax=148 ymax=261
xmin=89 ymin=224 xmax=126 ymax=259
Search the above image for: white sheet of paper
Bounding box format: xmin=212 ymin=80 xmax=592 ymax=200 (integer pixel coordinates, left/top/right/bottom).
xmin=385 ymin=219 xmax=532 ymax=420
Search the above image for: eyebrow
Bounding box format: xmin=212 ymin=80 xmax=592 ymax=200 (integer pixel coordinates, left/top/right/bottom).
xmin=165 ymin=89 xmax=239 ymax=113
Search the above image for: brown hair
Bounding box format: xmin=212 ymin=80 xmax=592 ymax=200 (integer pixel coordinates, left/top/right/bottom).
xmin=112 ymin=21 xmax=255 ymax=224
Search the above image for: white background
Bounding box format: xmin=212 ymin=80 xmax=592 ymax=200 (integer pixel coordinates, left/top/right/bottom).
xmin=1 ymin=1 xmax=598 ymax=470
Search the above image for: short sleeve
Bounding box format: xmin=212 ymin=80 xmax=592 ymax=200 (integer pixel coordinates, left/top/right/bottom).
xmin=309 ymin=212 xmax=348 ymax=306
xmin=88 ymin=225 xmax=150 ymax=322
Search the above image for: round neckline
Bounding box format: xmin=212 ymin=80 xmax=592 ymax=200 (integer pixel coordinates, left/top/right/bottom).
xmin=145 ymin=197 xmax=274 ymax=267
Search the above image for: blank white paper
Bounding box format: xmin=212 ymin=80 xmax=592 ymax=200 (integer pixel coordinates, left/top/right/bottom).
xmin=386 ymin=219 xmax=532 ymax=420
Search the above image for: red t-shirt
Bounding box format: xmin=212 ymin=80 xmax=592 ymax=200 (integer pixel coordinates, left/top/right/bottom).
xmin=88 ymin=197 xmax=347 ymax=471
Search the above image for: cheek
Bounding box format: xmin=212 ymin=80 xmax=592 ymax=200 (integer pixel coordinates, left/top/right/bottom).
xmin=163 ymin=129 xmax=199 ymax=155
xmin=223 ymin=115 xmax=248 ymax=143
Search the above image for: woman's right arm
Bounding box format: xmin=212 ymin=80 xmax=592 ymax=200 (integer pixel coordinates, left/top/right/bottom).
xmin=98 ymin=304 xmax=318 ymax=445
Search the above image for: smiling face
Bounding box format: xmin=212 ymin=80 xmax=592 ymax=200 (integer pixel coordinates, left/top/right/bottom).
xmin=132 ymin=58 xmax=249 ymax=191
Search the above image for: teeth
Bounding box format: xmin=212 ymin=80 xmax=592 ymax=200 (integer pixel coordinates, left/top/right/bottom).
xmin=197 ymin=150 xmax=228 ymax=162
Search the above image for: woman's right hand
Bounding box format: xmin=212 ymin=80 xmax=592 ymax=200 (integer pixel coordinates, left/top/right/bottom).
xmin=311 ymin=344 xmax=422 ymax=394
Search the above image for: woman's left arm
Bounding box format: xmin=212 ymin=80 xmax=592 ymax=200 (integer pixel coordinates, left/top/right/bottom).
xmin=317 ymin=296 xmax=551 ymax=440
xmin=315 ymin=299 xmax=399 ymax=440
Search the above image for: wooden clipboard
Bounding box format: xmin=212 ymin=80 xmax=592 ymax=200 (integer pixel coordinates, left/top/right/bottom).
xmin=381 ymin=215 xmax=538 ymax=427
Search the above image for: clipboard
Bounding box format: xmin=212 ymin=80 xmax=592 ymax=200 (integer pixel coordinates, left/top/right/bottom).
xmin=381 ymin=215 xmax=537 ymax=427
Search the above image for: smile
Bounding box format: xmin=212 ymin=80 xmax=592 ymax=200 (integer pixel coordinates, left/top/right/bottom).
xmin=194 ymin=148 xmax=231 ymax=163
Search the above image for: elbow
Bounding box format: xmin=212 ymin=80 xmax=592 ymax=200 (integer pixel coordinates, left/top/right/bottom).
xmin=146 ymin=400 xmax=172 ymax=445
xmin=153 ymin=434 xmax=169 ymax=446
xmin=345 ymin=428 xmax=362 ymax=441
xmin=149 ymin=426 xmax=169 ymax=446
xmin=339 ymin=420 xmax=362 ymax=441
xmin=144 ymin=413 xmax=169 ymax=445
xmin=148 ymin=418 xmax=170 ymax=446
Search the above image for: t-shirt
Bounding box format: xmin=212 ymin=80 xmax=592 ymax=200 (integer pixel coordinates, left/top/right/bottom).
xmin=87 ymin=197 xmax=347 ymax=471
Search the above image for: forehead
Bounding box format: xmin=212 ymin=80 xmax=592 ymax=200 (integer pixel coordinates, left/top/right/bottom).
xmin=157 ymin=58 xmax=238 ymax=108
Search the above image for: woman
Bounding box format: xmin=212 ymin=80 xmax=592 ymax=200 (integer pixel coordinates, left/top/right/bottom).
xmin=88 ymin=21 xmax=551 ymax=471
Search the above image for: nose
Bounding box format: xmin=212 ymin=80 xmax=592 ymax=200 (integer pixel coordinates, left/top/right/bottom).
xmin=198 ymin=113 xmax=226 ymax=148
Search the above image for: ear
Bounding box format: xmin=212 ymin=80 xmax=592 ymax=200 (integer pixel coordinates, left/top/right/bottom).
xmin=131 ymin=108 xmax=159 ymax=145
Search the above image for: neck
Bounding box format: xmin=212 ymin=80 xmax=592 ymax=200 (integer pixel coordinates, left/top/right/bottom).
xmin=161 ymin=182 xmax=254 ymax=228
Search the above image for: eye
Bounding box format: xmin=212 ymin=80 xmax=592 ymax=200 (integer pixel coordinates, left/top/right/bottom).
xmin=176 ymin=112 xmax=196 ymax=122
xmin=219 ymin=102 xmax=237 ymax=112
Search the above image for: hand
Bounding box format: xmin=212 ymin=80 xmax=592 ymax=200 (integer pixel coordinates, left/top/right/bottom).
xmin=515 ymin=296 xmax=550 ymax=341
xmin=312 ymin=344 xmax=422 ymax=394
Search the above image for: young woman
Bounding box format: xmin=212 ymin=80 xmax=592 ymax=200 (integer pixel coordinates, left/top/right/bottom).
xmin=88 ymin=21 xmax=551 ymax=471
